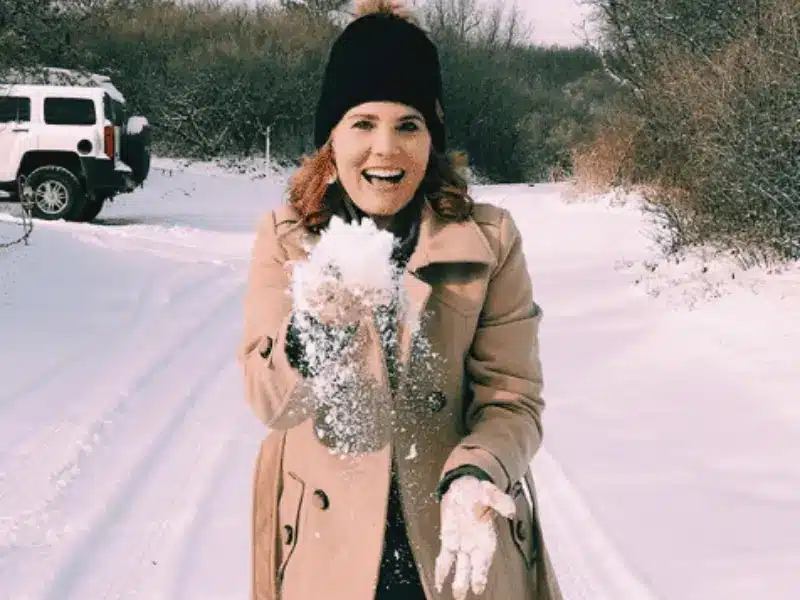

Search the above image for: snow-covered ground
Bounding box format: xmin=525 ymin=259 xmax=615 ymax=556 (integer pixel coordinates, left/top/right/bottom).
xmin=1 ymin=159 xmax=798 ymax=600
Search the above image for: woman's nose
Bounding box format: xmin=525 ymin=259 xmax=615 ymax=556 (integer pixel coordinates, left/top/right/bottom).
xmin=371 ymin=126 xmax=400 ymax=156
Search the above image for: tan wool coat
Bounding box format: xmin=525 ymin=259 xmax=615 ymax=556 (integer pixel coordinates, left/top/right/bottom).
xmin=238 ymin=199 xmax=563 ymax=600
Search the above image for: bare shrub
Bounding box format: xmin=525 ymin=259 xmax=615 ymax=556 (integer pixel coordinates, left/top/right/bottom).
xmin=583 ymin=0 xmax=800 ymax=263
xmin=570 ymin=109 xmax=641 ymax=192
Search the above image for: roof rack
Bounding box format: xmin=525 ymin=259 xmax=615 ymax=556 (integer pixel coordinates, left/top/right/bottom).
xmin=0 ymin=66 xmax=126 ymax=103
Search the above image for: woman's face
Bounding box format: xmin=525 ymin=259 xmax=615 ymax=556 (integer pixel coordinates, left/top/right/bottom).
xmin=330 ymin=101 xmax=432 ymax=221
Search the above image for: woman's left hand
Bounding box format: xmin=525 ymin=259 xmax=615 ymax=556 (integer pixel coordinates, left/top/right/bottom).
xmin=434 ymin=476 xmax=516 ymax=600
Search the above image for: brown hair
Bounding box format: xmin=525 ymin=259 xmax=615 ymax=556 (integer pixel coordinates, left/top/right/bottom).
xmin=287 ymin=142 xmax=474 ymax=232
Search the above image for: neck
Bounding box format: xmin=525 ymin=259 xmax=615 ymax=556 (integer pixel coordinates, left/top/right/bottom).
xmin=340 ymin=195 xmax=397 ymax=232
xmin=340 ymin=194 xmax=421 ymax=239
xmin=370 ymin=214 xmax=394 ymax=231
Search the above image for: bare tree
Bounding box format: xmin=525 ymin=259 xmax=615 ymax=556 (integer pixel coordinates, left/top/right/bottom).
xmin=419 ymin=0 xmax=531 ymax=47
xmin=279 ymin=0 xmax=351 ymax=16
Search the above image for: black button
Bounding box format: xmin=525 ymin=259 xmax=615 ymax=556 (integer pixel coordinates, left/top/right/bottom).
xmin=283 ymin=524 xmax=294 ymax=545
xmin=426 ymin=391 xmax=447 ymax=413
xmin=258 ymin=336 xmax=274 ymax=359
xmin=312 ymin=489 xmax=330 ymax=510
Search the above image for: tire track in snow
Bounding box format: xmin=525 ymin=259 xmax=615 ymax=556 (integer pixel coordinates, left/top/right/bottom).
xmin=0 ymin=266 xmax=234 ymax=519
xmin=0 ymin=265 xmax=155 ymax=411
xmin=0 ymin=270 xmax=244 ymax=554
xmin=532 ymin=449 xmax=662 ymax=600
xmin=168 ymin=418 xmax=259 ymax=600
xmin=62 ymin=363 xmax=235 ymax=600
xmin=93 ymin=366 xmax=249 ymax=600
xmin=96 ymin=365 xmax=259 ymax=600
xmin=38 ymin=296 xmax=249 ymax=600
xmin=0 ymin=264 xmax=224 ymax=451
xmin=1 ymin=278 xmax=249 ymax=599
xmin=69 ymin=222 xmax=251 ymax=266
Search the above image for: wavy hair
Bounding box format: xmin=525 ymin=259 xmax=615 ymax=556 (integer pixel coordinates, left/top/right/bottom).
xmin=287 ymin=141 xmax=474 ymax=232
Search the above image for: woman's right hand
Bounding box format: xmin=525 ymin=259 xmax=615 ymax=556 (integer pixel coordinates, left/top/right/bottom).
xmin=292 ymin=262 xmax=390 ymax=328
xmin=304 ymin=277 xmax=369 ymax=327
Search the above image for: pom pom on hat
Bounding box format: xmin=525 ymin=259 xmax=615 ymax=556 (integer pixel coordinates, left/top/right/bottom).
xmin=354 ymin=0 xmax=417 ymax=23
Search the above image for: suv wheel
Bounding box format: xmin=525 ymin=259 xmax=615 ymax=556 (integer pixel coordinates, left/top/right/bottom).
xmin=23 ymin=166 xmax=87 ymax=221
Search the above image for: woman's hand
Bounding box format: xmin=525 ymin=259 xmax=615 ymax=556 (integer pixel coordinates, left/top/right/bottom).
xmin=292 ymin=262 xmax=389 ymax=328
xmin=434 ymin=476 xmax=516 ymax=600
xmin=301 ymin=273 xmax=368 ymax=327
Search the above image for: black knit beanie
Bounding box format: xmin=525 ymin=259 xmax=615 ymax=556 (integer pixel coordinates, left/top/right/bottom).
xmin=313 ymin=3 xmax=446 ymax=153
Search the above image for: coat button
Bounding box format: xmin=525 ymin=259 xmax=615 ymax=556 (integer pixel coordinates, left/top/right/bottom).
xmin=312 ymin=489 xmax=330 ymax=510
xmin=258 ymin=335 xmax=274 ymax=359
xmin=283 ymin=525 xmax=294 ymax=545
xmin=515 ymin=520 xmax=527 ymax=541
xmin=426 ymin=391 xmax=447 ymax=413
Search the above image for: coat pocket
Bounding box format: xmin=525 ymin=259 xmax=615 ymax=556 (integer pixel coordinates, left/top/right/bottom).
xmin=277 ymin=471 xmax=305 ymax=582
xmin=508 ymin=478 xmax=538 ymax=569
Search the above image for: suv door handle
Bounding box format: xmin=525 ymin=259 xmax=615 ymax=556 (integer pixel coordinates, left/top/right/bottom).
xmin=12 ymin=126 xmax=29 ymax=132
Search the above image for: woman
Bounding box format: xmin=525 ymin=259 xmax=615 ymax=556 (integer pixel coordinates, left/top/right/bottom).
xmin=238 ymin=2 xmax=562 ymax=599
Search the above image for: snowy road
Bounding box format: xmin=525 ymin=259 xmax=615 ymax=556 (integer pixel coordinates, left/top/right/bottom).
xmin=1 ymin=161 xmax=798 ymax=600
xmin=1 ymin=234 xmax=259 ymax=599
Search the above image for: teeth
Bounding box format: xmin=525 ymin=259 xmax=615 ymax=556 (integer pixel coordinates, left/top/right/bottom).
xmin=364 ymin=168 xmax=404 ymax=178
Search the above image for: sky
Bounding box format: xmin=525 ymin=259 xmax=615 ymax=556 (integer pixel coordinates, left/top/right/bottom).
xmin=514 ymin=0 xmax=596 ymax=47
xmin=230 ymin=0 xmax=598 ymax=47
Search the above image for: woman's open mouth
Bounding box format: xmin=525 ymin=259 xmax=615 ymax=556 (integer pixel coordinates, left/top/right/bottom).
xmin=362 ymin=168 xmax=405 ymax=185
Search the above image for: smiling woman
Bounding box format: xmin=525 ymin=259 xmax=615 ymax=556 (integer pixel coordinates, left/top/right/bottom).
xmin=238 ymin=1 xmax=562 ymax=599
xmin=286 ymin=0 xmax=473 ymax=235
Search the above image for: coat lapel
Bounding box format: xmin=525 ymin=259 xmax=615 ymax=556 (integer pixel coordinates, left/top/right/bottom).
xmin=404 ymin=200 xmax=497 ymax=274
xmin=398 ymin=270 xmax=432 ymax=368
xmin=397 ymin=200 xmax=497 ymax=370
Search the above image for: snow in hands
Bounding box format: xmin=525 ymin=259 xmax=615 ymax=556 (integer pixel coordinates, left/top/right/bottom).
xmin=290 ymin=216 xmax=406 ymax=455
xmin=291 ymin=216 xmax=400 ymax=326
xmin=435 ymin=476 xmax=517 ymax=600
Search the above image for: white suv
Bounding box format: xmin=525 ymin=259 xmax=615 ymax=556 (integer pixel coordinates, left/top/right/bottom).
xmin=0 ymin=67 xmax=151 ymax=222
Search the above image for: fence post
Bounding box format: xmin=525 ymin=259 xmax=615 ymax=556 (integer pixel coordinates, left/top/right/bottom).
xmin=265 ymin=125 xmax=271 ymax=175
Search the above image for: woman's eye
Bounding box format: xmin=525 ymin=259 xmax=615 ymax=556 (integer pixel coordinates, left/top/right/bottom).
xmin=351 ymin=120 xmax=420 ymax=132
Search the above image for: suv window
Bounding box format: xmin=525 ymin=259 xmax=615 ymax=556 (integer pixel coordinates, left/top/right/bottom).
xmin=0 ymin=96 xmax=31 ymax=123
xmin=44 ymin=97 xmax=96 ymax=125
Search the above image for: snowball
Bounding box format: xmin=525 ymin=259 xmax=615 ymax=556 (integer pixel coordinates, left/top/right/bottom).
xmin=292 ymin=216 xmax=399 ymax=315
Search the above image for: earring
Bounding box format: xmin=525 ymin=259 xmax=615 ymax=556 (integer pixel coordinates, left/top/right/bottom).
xmin=327 ymin=170 xmax=338 ymax=185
